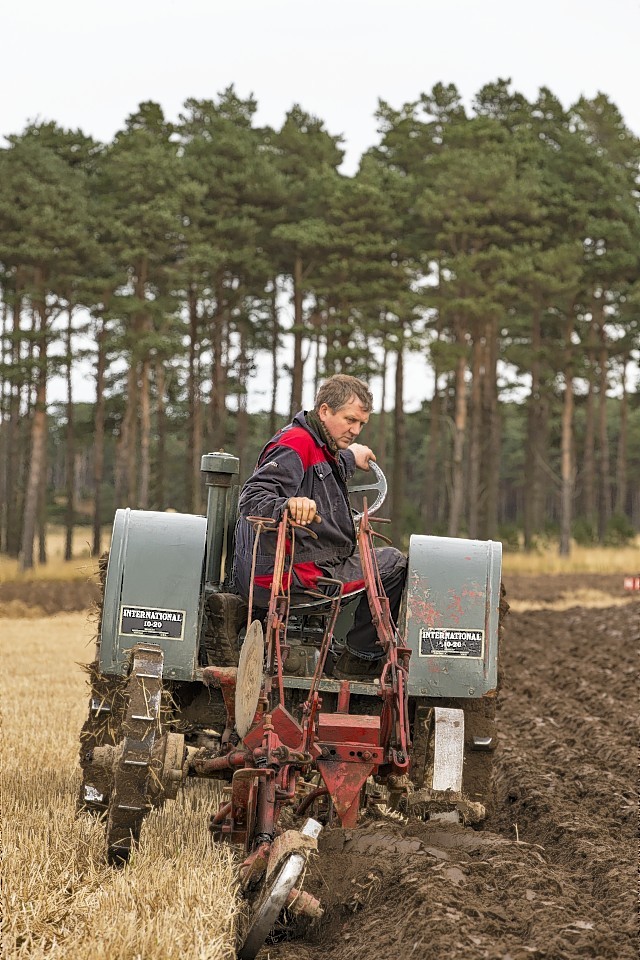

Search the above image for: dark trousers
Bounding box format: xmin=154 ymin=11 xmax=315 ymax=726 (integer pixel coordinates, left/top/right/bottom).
xmin=237 ymin=547 xmax=407 ymax=661
xmin=320 ymin=547 xmax=407 ymax=659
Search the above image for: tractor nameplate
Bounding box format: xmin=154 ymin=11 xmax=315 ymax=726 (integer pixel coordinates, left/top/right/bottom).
xmin=119 ymin=605 xmax=186 ymax=641
xmin=419 ymin=628 xmax=484 ymax=658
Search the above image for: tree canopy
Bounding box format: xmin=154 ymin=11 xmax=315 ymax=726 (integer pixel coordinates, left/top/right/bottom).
xmin=1 ymin=80 xmax=638 ymax=568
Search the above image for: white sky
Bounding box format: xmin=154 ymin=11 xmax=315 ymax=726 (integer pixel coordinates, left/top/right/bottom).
xmin=4 ymin=0 xmax=639 ymax=171
xmin=4 ymin=0 xmax=639 ymax=412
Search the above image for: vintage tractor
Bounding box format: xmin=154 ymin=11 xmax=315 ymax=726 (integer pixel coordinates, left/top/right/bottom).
xmin=78 ymin=452 xmax=503 ymax=958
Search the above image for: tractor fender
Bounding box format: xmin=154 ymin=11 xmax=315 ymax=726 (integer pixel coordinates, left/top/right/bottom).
xmin=99 ymin=508 xmax=207 ymax=681
xmin=402 ymin=535 xmax=502 ymax=699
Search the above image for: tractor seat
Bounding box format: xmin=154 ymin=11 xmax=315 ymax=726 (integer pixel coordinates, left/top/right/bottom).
xmin=287 ymin=583 xmax=366 ymax=614
xmin=251 ymin=584 xmax=366 ymax=622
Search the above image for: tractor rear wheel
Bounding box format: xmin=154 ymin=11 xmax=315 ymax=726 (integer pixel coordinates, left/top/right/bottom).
xmin=78 ymin=553 xmax=126 ymax=815
xmin=462 ymin=581 xmax=509 ymax=818
xmin=462 ymin=696 xmax=497 ymax=816
xmin=105 ymin=644 xmax=166 ymax=864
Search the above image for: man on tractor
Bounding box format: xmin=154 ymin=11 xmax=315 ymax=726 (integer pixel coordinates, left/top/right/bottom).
xmin=233 ymin=374 xmax=407 ymax=680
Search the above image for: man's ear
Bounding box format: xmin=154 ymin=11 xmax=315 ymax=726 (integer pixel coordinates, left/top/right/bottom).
xmin=317 ymin=402 xmax=330 ymax=423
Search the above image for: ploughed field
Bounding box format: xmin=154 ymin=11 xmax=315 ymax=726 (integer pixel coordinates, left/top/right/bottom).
xmin=1 ymin=574 xmax=637 ymax=960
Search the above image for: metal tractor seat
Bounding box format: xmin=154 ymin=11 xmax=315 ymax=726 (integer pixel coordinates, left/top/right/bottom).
xmin=267 ymin=584 xmax=367 ymax=680
xmin=286 ymin=582 xmax=365 ymax=613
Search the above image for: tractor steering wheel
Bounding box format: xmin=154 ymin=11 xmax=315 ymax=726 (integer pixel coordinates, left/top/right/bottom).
xmin=348 ymin=460 xmax=388 ymax=522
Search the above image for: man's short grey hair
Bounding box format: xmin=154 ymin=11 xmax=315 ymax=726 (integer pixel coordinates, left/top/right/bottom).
xmin=314 ymin=374 xmax=373 ymax=414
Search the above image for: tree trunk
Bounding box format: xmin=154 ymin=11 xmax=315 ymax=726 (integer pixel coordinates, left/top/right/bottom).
xmin=269 ymin=280 xmax=279 ymax=436
xmin=559 ymin=311 xmax=575 ymax=556
xmin=136 ymin=258 xmax=152 ymax=510
xmin=186 ymin=287 xmax=201 ymax=512
xmin=524 ymin=306 xmax=541 ymax=549
xmin=422 ymin=373 xmax=442 ymax=533
xmin=377 ymin=339 xmax=388 ymax=464
xmin=596 ymin=320 xmax=612 ymax=541
xmin=64 ymin=307 xmax=75 ymax=561
xmin=311 ymin=308 xmax=323 ymax=398
xmin=138 ymin=353 xmax=151 ymax=509
xmin=20 ymin=307 xmax=48 ymax=571
xmin=5 ymin=291 xmax=23 ymax=556
xmin=615 ymin=355 xmax=629 ymax=516
xmin=391 ymin=333 xmax=405 ymax=544
xmin=38 ymin=439 xmax=47 ymax=565
xmin=92 ymin=316 xmax=106 ymax=556
xmin=0 ymin=296 xmax=7 ymax=552
xmin=448 ymin=344 xmax=467 ymax=538
xmin=631 ymin=485 xmax=640 ymax=531
xmin=582 ymin=326 xmax=597 ymax=527
xmin=154 ymin=356 xmax=166 ymax=510
xmin=115 ymin=359 xmax=139 ymax=508
xmin=289 ymin=255 xmax=304 ymax=418
xmin=467 ymin=334 xmax=484 ymax=539
xmin=211 ymin=280 xmax=228 ymax=451
xmin=481 ymin=317 xmax=500 ymax=540
xmin=193 ymin=363 xmax=203 ymax=512
xmin=236 ymin=318 xmax=249 ymax=470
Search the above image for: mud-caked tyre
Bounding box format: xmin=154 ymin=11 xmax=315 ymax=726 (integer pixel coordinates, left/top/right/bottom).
xmin=461 ymin=696 xmax=497 ymax=817
xmin=201 ymin=592 xmax=247 ymax=667
xmin=77 ymin=553 xmax=127 ymax=815
xmin=462 ymin=581 xmax=509 ymax=819
xmin=78 ymin=665 xmax=127 ymax=815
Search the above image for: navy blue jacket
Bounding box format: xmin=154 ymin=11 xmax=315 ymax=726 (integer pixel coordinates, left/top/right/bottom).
xmin=233 ymin=412 xmax=357 ymax=595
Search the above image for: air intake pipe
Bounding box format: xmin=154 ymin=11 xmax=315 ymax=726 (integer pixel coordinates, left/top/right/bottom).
xmin=201 ymin=452 xmax=240 ymax=590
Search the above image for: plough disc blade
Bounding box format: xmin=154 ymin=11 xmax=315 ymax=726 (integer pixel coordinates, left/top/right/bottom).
xmin=238 ymin=818 xmax=322 ymax=960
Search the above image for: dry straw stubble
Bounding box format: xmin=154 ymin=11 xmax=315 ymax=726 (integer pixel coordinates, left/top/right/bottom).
xmin=1 ymin=614 xmax=239 ymax=960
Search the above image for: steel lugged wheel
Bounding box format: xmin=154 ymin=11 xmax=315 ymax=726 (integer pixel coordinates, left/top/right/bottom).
xmin=105 ymin=644 xmax=165 ymax=865
xmin=78 ymin=664 xmax=127 ymax=815
xmin=462 ymin=696 xmax=497 ymax=815
xmin=78 ymin=552 xmax=127 ymax=815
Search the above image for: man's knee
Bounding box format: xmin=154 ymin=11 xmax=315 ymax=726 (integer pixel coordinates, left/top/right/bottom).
xmin=375 ymin=546 xmax=407 ymax=585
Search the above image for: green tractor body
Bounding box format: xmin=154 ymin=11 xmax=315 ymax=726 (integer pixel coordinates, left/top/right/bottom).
xmin=100 ymin=452 xmax=502 ymax=699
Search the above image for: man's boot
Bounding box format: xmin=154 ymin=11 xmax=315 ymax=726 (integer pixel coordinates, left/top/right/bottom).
xmin=202 ymin=593 xmax=248 ymax=666
xmin=333 ymin=649 xmax=383 ymax=681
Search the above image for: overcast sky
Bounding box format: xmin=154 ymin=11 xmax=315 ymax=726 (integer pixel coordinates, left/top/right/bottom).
xmin=4 ymin=0 xmax=639 ymax=412
xmin=4 ymin=0 xmax=639 ymax=174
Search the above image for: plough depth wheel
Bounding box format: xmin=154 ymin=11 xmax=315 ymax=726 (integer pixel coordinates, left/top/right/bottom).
xmin=238 ymin=818 xmax=323 ymax=960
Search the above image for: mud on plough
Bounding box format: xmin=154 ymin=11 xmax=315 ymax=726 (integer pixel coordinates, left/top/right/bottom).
xmin=78 ymin=454 xmax=503 ymax=958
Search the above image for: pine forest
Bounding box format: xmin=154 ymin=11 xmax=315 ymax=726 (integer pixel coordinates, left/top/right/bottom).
xmin=0 ymin=80 xmax=638 ymax=570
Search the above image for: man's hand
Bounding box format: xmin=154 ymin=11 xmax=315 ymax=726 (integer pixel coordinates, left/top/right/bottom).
xmin=287 ymin=497 xmax=321 ymax=526
xmin=349 ymin=443 xmax=377 ymax=470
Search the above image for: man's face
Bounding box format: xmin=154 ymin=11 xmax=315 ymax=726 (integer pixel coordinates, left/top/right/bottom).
xmin=318 ymin=396 xmax=370 ymax=449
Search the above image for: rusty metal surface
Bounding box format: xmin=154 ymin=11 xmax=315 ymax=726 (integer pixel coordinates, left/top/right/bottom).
xmin=235 ymin=620 xmax=264 ymax=738
xmin=317 ymin=712 xmax=381 ymax=746
xmin=105 ymin=643 xmax=164 ymax=864
xmin=431 ymin=706 xmax=465 ymax=793
xmin=317 ymin=758 xmax=375 ymax=826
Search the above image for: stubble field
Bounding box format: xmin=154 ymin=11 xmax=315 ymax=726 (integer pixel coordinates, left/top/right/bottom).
xmin=1 ymin=569 xmax=637 ymax=959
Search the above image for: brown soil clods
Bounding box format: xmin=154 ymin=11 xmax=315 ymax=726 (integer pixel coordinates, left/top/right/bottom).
xmin=5 ymin=573 xmax=637 ymax=959
xmin=268 ymin=579 xmax=638 ymax=960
